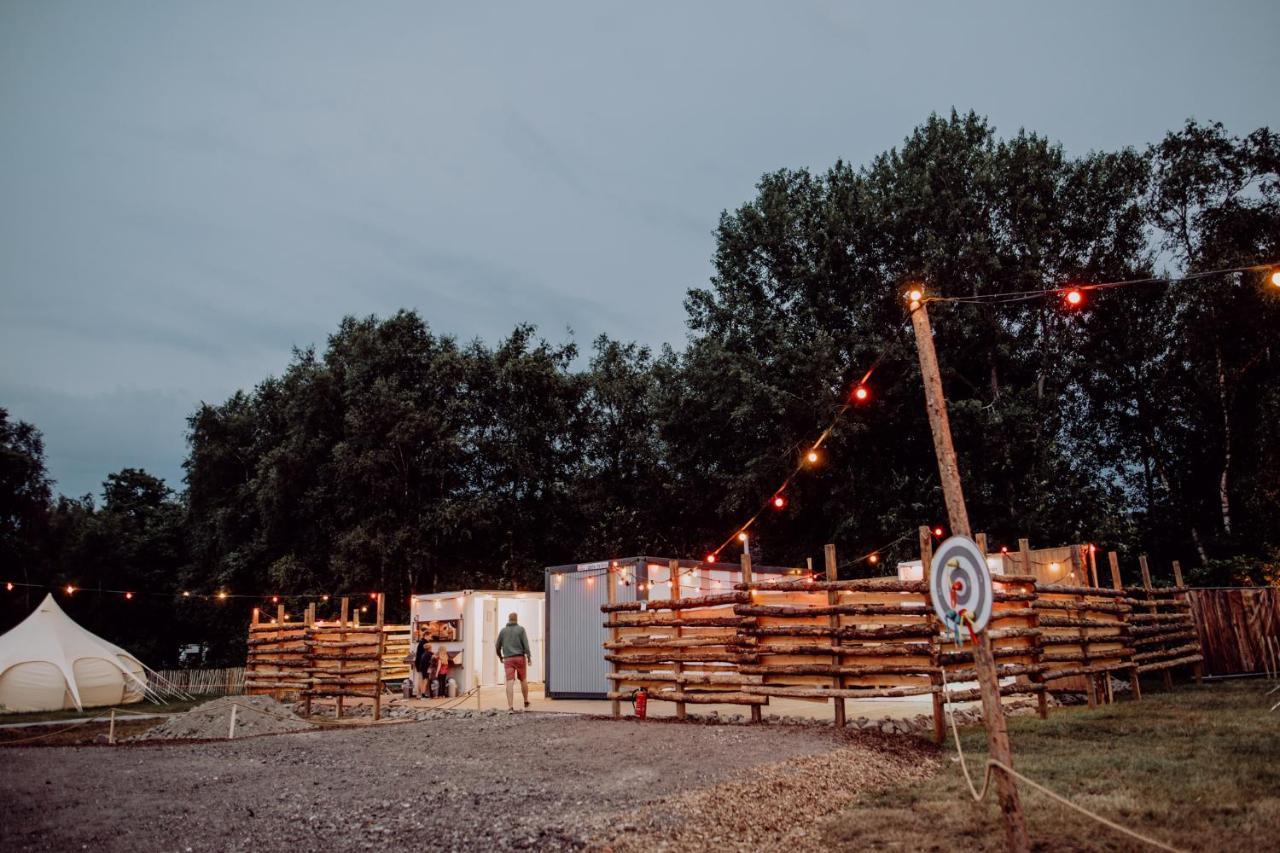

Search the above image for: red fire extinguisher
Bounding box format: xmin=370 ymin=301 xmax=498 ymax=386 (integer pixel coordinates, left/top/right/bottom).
xmin=634 ymin=688 xmax=648 ymax=720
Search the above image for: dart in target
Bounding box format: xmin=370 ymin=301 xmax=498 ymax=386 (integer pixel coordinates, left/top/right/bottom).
xmin=929 ymin=536 xmax=994 ymax=643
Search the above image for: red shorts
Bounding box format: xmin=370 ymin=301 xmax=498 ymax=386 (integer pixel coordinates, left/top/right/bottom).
xmin=502 ymin=655 xmax=528 ymax=681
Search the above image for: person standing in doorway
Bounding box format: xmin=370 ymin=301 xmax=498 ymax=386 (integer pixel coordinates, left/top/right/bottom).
xmin=495 ymin=613 xmax=531 ymax=713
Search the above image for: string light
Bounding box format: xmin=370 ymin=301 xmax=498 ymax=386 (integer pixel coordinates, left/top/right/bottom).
xmin=65 ymin=585 xmax=75 ymax=595
xmin=868 ymin=554 xmax=880 ymax=565
xmin=737 ymin=532 xmax=749 ymax=543
xmin=906 ymin=287 xmax=924 ymax=303
xmin=852 ymin=384 xmax=870 ymax=403
xmin=271 ymin=595 xmax=279 ymax=604
xmin=125 ymin=592 xmax=133 ymax=600
xmin=1271 ymin=269 xmax=1280 ymax=288
xmin=933 ymin=527 xmax=944 ymax=538
xmin=322 ymin=594 xmax=329 ymax=602
xmin=705 ymin=553 xmax=717 ymax=563
xmin=5 ymin=582 xmax=12 ymax=592
xmin=1063 ymin=288 xmax=1084 ymax=307
xmin=806 ymin=449 xmax=820 ymax=464
xmin=182 ymin=591 xmax=191 ymax=597
xmin=772 ymin=494 xmax=787 ymax=510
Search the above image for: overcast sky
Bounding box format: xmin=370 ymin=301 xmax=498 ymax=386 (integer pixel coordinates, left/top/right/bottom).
xmin=2 ymin=1 xmax=1277 ymax=499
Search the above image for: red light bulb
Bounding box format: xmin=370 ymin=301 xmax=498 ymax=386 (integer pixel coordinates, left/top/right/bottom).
xmin=852 ymin=385 xmax=870 ymax=403
xmin=1064 ymin=288 xmax=1084 ymax=307
xmin=125 ymin=592 xmax=133 ymax=600
xmin=705 ymin=553 xmax=717 ymax=563
xmin=933 ymin=527 xmax=944 ymax=538
xmin=772 ymin=494 xmax=786 ymax=509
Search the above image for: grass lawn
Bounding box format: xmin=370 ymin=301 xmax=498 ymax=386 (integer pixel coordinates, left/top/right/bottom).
xmin=823 ymin=679 xmax=1280 ymax=851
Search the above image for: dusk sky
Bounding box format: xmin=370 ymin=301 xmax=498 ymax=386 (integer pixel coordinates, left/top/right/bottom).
xmin=2 ymin=1 xmax=1277 ymax=498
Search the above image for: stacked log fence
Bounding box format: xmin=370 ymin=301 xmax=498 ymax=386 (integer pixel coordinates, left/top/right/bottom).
xmin=1126 ymin=557 xmax=1203 ymax=687
xmin=244 ymin=595 xmax=396 ymax=720
xmin=599 ymin=540 xmax=1225 ymax=737
xmin=603 ymin=558 xmax=762 ymax=716
xmin=1033 ymin=583 xmax=1135 ymax=706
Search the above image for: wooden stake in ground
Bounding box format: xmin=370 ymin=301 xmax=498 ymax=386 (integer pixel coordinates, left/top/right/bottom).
xmin=910 ymin=295 xmax=1030 ymax=853
xmin=921 ymin=526 xmax=946 ymax=743
xmin=824 ymin=544 xmax=845 ymax=728
xmin=741 ymin=552 xmax=762 ymax=724
xmin=608 ymin=566 xmax=620 ymax=719
xmin=374 ymin=592 xmax=385 ymax=721
xmin=338 ymin=597 xmax=349 ymax=719
xmin=670 ymin=559 xmax=686 ymax=721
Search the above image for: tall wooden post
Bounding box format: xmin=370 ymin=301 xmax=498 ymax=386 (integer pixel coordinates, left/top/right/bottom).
xmin=337 ymin=597 xmax=349 ymax=719
xmin=607 ymin=566 xmax=620 ymax=719
xmin=741 ymin=552 xmax=761 ymax=724
xmin=1170 ymin=561 xmax=1201 ymax=684
xmin=1107 ymin=552 xmax=1122 ymax=591
xmin=1171 ymin=560 xmax=1184 ymax=588
xmin=374 ymin=593 xmax=385 ymax=721
xmin=921 ymin=526 xmax=946 ymax=743
xmin=910 ymin=297 xmax=1030 ymax=852
xmin=669 ymin=559 xmax=686 ymax=721
xmin=824 ymin=544 xmax=845 ymax=728
xmin=1087 ymin=548 xmax=1099 ymax=588
xmin=1069 ymin=545 xmax=1085 ymax=588
xmin=1138 ymin=555 xmax=1172 ymax=691
xmin=1016 ymin=538 xmax=1048 ymax=719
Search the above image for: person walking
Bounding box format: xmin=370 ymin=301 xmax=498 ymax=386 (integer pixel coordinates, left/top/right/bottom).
xmin=413 ymin=628 xmax=435 ymax=699
xmin=433 ymin=644 xmax=451 ymax=699
xmin=495 ymin=613 xmax=531 ymax=713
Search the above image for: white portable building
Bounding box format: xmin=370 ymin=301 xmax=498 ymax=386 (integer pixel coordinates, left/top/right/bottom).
xmin=409 ymin=590 xmax=545 ymax=692
xmin=0 ymin=593 xmax=149 ymax=712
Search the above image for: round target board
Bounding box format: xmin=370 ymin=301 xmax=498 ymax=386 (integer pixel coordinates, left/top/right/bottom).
xmin=929 ymin=536 xmax=994 ymax=636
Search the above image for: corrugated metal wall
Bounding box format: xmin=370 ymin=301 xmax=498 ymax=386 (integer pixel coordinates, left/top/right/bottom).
xmin=546 ymin=562 xmax=636 ymax=697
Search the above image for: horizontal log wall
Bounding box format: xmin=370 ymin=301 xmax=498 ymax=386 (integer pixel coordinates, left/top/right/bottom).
xmin=1034 ymin=584 xmax=1134 ymax=707
xmin=245 ymin=598 xmax=402 ymax=719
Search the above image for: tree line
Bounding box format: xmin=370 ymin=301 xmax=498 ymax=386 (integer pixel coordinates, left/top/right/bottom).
xmin=3 ymin=113 xmax=1277 ymax=666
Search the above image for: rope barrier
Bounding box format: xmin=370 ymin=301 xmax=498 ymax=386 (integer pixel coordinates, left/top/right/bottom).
xmin=937 ymin=666 xmax=1184 ymax=852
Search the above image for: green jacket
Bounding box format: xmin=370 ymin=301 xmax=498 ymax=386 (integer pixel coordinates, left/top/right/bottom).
xmin=496 ymin=623 xmax=531 ymax=659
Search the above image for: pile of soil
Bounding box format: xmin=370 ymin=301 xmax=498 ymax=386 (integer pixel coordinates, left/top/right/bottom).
xmin=133 ymin=695 xmax=311 ymax=741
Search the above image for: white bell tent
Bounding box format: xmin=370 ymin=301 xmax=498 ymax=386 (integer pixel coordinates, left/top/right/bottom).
xmin=0 ymin=593 xmax=154 ymax=712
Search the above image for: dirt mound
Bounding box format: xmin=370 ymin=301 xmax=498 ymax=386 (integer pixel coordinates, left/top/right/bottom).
xmin=134 ymin=695 xmax=312 ymax=741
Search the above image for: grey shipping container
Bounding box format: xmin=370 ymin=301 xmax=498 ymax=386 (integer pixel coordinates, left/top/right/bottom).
xmin=543 ymin=556 xmax=797 ymax=699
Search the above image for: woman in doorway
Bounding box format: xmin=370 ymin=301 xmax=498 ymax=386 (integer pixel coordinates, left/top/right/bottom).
xmin=413 ymin=628 xmax=435 ymax=699
xmin=433 ymin=644 xmax=451 ymax=699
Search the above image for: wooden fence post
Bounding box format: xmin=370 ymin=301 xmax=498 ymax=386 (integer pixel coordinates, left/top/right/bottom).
xmin=670 ymin=559 xmax=685 ymax=721
xmin=1107 ymin=551 xmax=1122 ymax=591
xmin=1139 ymin=555 xmax=1173 ymax=690
xmin=1017 ymin=539 xmax=1048 ymax=718
xmin=824 ymin=544 xmax=845 ymax=728
xmin=374 ymin=593 xmax=385 ymax=721
xmin=607 ymin=566 xmax=620 ymax=719
xmin=337 ymin=597 xmax=349 ymax=719
xmin=742 ymin=552 xmax=761 ymax=724
xmin=921 ymin=527 xmax=946 ymax=743
xmin=1170 ymin=561 xmax=1202 ymax=684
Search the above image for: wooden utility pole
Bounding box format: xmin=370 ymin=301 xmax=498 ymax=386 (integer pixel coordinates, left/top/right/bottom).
xmin=910 ymin=297 xmax=1030 ymax=852
xmin=824 ymin=544 xmax=845 ymax=728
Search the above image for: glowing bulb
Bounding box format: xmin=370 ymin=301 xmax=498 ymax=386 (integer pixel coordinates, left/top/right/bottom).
xmin=933 ymin=527 xmax=944 ymax=538
xmin=4 ymin=582 xmax=12 ymax=592
xmin=1049 ymin=562 xmax=1061 ymax=574
xmin=182 ymin=591 xmax=190 ymax=597
xmin=906 ymin=287 xmax=923 ymax=302
xmin=852 ymin=385 xmax=870 ymax=402
xmin=586 ymin=576 xmax=594 ymax=586
xmin=806 ymin=450 xmax=819 ymax=464
xmin=322 ymin=594 xmax=329 ymax=602
xmin=638 ymin=583 xmax=647 ymax=592
xmin=360 ymin=605 xmax=367 ymax=613
xmin=772 ymin=495 xmax=786 ymax=509
xmin=737 ymin=532 xmax=748 ymax=543
xmin=1000 ymin=546 xmax=1009 ymax=553
xmin=1270 ymin=270 xmax=1280 ymax=287
xmin=705 ymin=553 xmax=717 ymax=564
xmin=1064 ymin=288 xmax=1084 ymax=307
xmin=217 ymin=591 xmax=228 ymax=600
xmin=370 ymin=592 xmax=377 ymax=600
xmin=65 ymin=585 xmax=75 ymax=595
xmin=272 ymin=595 xmax=279 ymax=604
xmin=868 ymin=554 xmax=879 ymax=565
xmin=125 ymin=592 xmax=133 ymax=600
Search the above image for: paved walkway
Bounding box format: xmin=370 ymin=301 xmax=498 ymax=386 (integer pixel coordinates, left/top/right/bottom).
xmin=384 ymin=683 xmax=947 ymax=722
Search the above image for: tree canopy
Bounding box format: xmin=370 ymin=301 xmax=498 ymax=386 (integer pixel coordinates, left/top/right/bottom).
xmin=4 ymin=113 xmax=1278 ymax=664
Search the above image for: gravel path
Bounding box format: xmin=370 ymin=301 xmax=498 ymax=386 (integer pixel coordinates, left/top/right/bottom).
xmin=0 ymin=712 xmax=936 ymax=852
